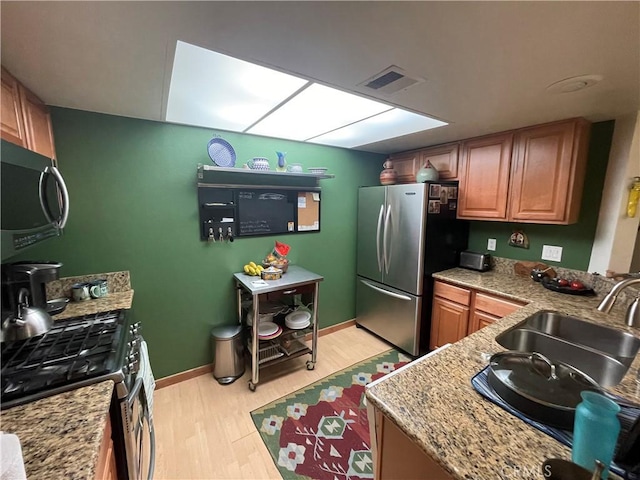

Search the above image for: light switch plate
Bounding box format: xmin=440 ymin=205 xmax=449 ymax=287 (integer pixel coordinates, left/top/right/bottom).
xmin=541 ymin=245 xmax=563 ymax=262
xmin=487 ymin=238 xmax=496 ymax=251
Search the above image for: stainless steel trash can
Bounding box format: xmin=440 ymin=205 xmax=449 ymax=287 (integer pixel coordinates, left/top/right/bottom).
xmin=211 ymin=325 xmax=245 ymax=384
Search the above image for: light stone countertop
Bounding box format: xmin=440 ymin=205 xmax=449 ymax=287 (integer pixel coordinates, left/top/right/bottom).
xmin=0 ymin=272 xmax=134 ymax=479
xmin=365 ymin=268 xmax=640 ymax=480
xmin=54 ymin=290 xmax=134 ymax=320
xmin=0 ymin=381 xmax=114 ymax=480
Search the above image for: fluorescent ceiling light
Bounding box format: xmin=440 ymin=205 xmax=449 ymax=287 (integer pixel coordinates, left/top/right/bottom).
xmin=247 ymin=83 xmax=392 ymax=140
xmin=309 ymin=109 xmax=447 ymax=148
xmin=166 ymin=41 xmax=307 ymax=131
xmin=166 ymin=41 xmax=447 ymax=150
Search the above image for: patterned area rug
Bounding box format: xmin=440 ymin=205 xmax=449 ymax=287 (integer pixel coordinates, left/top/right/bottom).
xmin=251 ymin=350 xmax=410 ymax=480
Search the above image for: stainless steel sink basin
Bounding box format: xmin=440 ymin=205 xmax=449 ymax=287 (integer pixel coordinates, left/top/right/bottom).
xmin=495 ymin=310 xmax=640 ymax=387
xmin=518 ymin=310 xmax=640 ymax=365
xmin=495 ymin=328 xmax=629 ymax=387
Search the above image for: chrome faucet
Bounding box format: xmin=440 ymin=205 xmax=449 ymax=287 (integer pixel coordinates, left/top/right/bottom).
xmin=597 ymin=273 xmax=640 ymax=328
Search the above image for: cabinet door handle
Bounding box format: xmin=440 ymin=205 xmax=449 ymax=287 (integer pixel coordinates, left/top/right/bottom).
xmin=282 ymin=289 xmax=297 ymax=295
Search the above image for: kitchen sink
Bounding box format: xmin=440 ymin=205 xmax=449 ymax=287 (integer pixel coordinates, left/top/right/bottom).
xmin=516 ymin=310 xmax=640 ymax=364
xmin=495 ymin=310 xmax=640 ymax=387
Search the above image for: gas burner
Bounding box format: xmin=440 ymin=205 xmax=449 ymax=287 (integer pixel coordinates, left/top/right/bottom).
xmin=1 ymin=310 xmax=127 ymax=408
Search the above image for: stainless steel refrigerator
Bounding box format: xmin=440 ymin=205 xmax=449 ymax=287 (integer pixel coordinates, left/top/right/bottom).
xmin=355 ymin=182 xmax=468 ymax=356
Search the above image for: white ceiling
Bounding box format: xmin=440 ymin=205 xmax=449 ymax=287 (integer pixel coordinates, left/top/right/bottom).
xmin=2 ymin=1 xmax=638 ymax=154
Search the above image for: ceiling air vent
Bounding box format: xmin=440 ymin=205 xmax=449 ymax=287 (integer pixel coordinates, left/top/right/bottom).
xmin=359 ymin=66 xmax=425 ymax=96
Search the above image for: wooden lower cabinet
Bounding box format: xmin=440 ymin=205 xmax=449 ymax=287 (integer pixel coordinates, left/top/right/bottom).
xmin=95 ymin=414 xmax=118 ymax=480
xmin=429 ymin=297 xmax=469 ymax=350
xmin=367 ymin=404 xmax=453 ymax=480
xmin=431 ymin=281 xmax=526 ymax=347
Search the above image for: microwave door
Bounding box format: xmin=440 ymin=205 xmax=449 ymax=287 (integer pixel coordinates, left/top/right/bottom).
xmin=39 ymin=166 xmax=70 ymax=229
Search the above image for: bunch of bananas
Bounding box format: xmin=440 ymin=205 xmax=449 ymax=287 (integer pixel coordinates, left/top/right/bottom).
xmin=243 ymin=261 xmax=264 ymax=276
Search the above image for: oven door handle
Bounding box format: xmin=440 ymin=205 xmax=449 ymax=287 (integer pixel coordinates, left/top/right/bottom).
xmin=146 ymin=416 xmax=156 ymax=480
xmin=127 ymin=377 xmax=143 ymax=408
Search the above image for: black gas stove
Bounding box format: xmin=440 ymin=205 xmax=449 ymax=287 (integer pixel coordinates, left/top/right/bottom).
xmin=1 ymin=309 xmax=130 ymax=409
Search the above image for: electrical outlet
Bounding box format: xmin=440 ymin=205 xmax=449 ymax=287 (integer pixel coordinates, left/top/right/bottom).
xmin=487 ymin=238 xmax=496 ymax=251
xmin=541 ymin=245 xmax=563 ymax=262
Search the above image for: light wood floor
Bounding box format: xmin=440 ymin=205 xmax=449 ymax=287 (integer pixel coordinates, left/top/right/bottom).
xmin=152 ymin=325 xmax=390 ymax=480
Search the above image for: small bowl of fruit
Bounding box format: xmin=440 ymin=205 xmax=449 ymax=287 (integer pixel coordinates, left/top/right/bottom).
xmin=540 ymin=276 xmax=595 ymax=296
xmin=263 ymin=254 xmax=289 ymax=273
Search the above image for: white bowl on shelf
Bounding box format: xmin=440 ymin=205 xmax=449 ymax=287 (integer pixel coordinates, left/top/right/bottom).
xmin=285 ymin=310 xmax=311 ymax=329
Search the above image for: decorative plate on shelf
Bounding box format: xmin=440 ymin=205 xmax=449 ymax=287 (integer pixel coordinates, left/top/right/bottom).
xmin=308 ymin=167 xmax=328 ymax=175
xmin=207 ymin=137 xmax=236 ymax=167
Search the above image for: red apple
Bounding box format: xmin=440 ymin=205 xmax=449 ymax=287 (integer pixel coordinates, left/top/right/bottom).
xmin=557 ymin=278 xmax=569 ymax=287
xmin=570 ymin=280 xmax=585 ymax=290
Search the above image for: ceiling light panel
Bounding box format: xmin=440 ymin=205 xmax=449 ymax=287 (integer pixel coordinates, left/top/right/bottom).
xmin=246 ymin=83 xmax=392 ymax=141
xmin=166 ymin=41 xmax=307 ymax=131
xmin=309 ymin=109 xmax=447 ymax=149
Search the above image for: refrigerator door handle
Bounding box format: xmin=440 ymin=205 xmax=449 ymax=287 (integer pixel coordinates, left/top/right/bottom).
xmin=383 ymin=205 xmax=392 ymax=274
xmin=360 ymin=279 xmax=412 ymax=301
xmin=376 ymin=204 xmax=384 ymax=272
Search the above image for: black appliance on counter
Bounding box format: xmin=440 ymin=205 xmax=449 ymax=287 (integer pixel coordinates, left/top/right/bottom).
xmin=0 ymin=310 xmax=155 ymax=480
xmin=1 ymin=261 xmax=62 ymax=317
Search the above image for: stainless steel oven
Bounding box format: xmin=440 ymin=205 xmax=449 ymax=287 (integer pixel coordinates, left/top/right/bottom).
xmin=0 ymin=309 xmax=155 ymax=480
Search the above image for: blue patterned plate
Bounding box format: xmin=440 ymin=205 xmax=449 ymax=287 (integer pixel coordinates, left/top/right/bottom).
xmin=207 ymin=137 xmax=236 ymax=167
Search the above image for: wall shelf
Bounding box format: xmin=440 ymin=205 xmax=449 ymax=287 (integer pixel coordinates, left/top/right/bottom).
xmin=197 ymin=164 xmax=334 ymax=188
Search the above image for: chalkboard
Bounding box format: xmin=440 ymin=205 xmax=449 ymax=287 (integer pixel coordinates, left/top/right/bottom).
xmin=237 ymin=190 xmax=296 ymax=236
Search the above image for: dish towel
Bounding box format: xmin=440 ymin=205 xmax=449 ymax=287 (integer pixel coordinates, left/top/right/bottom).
xmin=0 ymin=432 xmax=27 ymax=480
xmin=137 ymin=340 xmax=155 ymax=423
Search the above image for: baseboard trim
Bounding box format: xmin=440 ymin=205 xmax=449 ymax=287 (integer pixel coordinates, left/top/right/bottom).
xmin=156 ymin=364 xmax=213 ymax=389
xmin=155 ymin=319 xmax=357 ymax=389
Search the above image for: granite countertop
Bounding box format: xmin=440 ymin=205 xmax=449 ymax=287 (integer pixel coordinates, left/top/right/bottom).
xmin=1 ymin=381 xmax=114 ymax=479
xmin=0 ymin=271 xmax=133 ymax=479
xmin=366 ymin=268 xmax=640 ymax=480
xmin=55 ymin=290 xmax=134 ymax=320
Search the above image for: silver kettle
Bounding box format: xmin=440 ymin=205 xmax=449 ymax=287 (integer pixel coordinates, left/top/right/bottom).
xmin=1 ymin=288 xmax=53 ymax=342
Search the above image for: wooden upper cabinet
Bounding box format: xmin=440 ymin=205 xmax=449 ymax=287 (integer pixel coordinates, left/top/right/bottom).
xmin=509 ymin=118 xmax=590 ymax=224
xmin=1 ymin=67 xmax=27 ymax=147
xmin=420 ymin=142 xmax=459 ymax=180
xmin=458 ymin=132 xmax=514 ymax=220
xmin=19 ymin=84 xmax=56 ymax=160
xmin=1 ymin=66 xmax=56 ymax=161
xmin=388 ymin=151 xmax=419 ymax=183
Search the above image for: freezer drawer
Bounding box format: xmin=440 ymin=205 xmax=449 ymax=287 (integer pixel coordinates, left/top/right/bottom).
xmin=355 ymin=277 xmax=421 ymax=356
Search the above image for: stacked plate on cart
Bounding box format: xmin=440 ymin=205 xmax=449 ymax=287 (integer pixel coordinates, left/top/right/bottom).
xmin=285 ymin=310 xmax=311 ymax=330
xmin=258 ymin=322 xmax=282 ymax=340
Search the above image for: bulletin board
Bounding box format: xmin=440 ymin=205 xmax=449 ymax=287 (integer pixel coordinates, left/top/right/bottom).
xmin=297 ymin=192 xmax=320 ymax=231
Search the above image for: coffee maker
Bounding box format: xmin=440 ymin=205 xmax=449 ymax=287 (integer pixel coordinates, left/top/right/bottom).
xmin=1 ymin=261 xmax=63 ymax=317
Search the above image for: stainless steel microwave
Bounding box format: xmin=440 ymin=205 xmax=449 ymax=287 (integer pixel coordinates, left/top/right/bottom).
xmin=1 ymin=140 xmax=69 ymax=260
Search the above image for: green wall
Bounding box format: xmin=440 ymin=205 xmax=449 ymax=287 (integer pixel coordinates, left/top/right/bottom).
xmin=13 ymin=108 xmax=384 ymax=378
xmin=467 ymin=121 xmax=615 ymax=270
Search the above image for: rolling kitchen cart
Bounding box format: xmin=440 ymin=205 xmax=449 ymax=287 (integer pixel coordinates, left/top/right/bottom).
xmin=233 ymin=265 xmax=323 ymax=391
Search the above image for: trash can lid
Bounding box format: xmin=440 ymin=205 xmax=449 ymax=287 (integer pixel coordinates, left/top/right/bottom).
xmin=211 ymin=324 xmax=243 ymax=339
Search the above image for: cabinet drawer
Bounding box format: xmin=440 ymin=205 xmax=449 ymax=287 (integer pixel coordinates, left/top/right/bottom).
xmin=474 ymin=292 xmax=525 ymax=318
xmin=433 ymin=281 xmax=471 ymax=306
xmin=264 ymin=283 xmax=315 ymax=302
